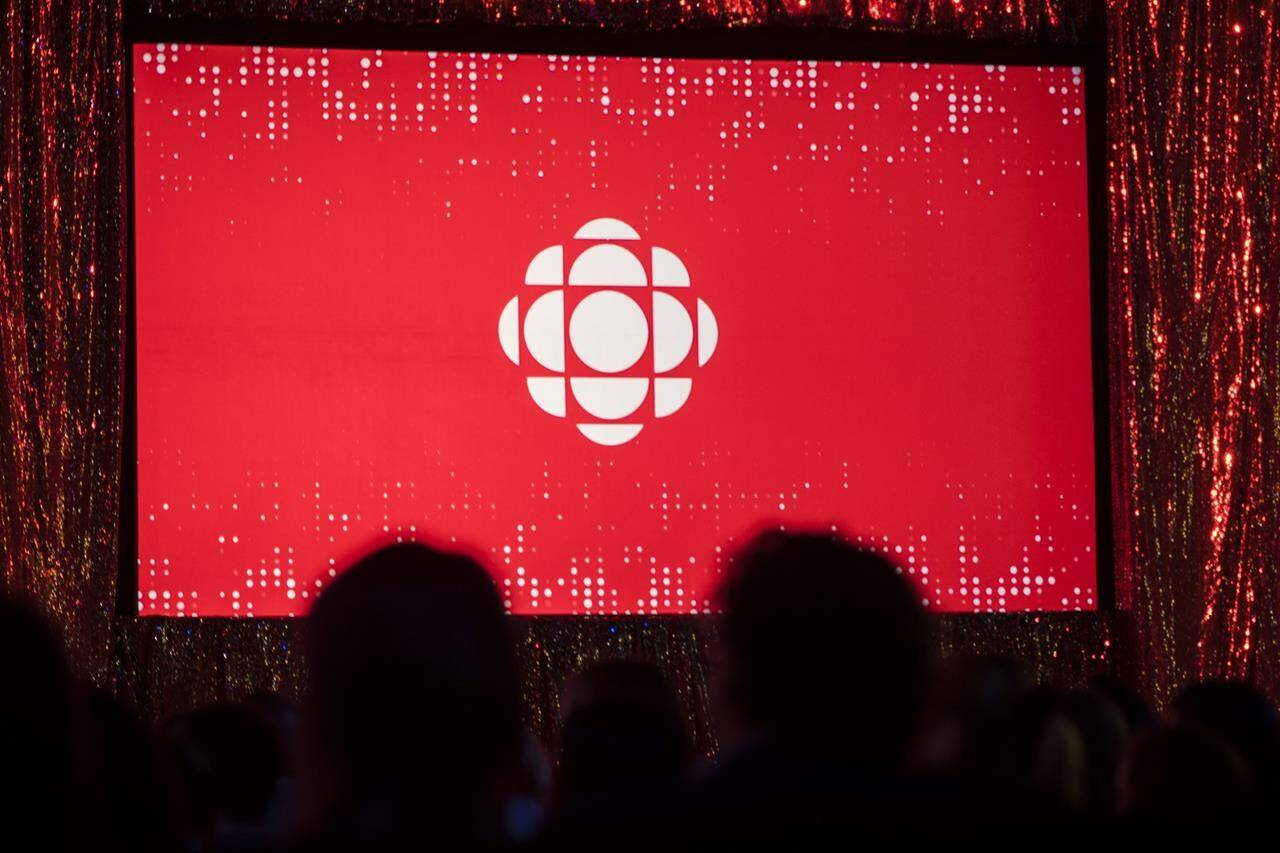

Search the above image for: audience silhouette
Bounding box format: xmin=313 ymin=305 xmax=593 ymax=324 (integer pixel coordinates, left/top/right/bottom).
xmin=161 ymin=703 xmax=284 ymax=850
xmin=2 ymin=530 xmax=1279 ymax=849
xmin=0 ymin=597 xmax=86 ymax=850
xmin=1173 ymin=680 xmax=1280 ymax=804
xmin=681 ymin=530 xmax=938 ymax=838
xmin=1117 ymin=724 xmax=1252 ymax=818
xmin=553 ymin=658 xmax=692 ymax=818
xmin=295 ymin=541 xmax=522 ymax=851
xmin=712 ymin=530 xmax=932 ymax=765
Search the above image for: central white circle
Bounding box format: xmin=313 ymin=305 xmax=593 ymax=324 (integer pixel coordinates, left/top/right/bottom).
xmin=569 ymin=290 xmax=649 ymax=374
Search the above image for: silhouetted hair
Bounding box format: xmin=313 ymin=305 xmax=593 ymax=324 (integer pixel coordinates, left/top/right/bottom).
xmin=562 ymin=658 xmax=684 ymax=720
xmin=0 ymin=597 xmax=84 ymax=850
xmin=242 ymin=690 xmax=303 ymax=773
xmin=1174 ymin=680 xmax=1280 ymax=803
xmin=917 ymin=653 xmax=1033 ymax=777
xmin=303 ymin=541 xmax=520 ymax=842
xmin=556 ymin=659 xmax=692 ymax=809
xmin=1060 ymin=689 xmax=1129 ymax=814
xmin=995 ymin=687 xmax=1087 ymax=809
xmin=162 ymin=703 xmax=283 ymax=829
xmin=1089 ymin=673 xmax=1154 ymax=735
xmin=715 ymin=530 xmax=931 ymax=763
xmin=84 ymin=690 xmax=178 ymax=853
xmin=1118 ymin=725 xmax=1252 ymax=818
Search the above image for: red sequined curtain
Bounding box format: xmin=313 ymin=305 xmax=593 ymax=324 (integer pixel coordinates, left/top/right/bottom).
xmin=2 ymin=0 xmax=1276 ymax=740
xmin=1109 ymin=1 xmax=1280 ymax=703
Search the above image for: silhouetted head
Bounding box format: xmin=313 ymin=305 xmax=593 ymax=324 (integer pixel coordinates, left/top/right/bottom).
xmin=1173 ymin=681 xmax=1280 ymax=802
xmin=556 ymin=659 xmax=692 ymax=810
xmin=561 ymin=658 xmax=684 ymax=720
xmin=0 ymin=596 xmax=83 ymax=848
xmin=303 ymin=542 xmax=520 ymax=837
xmin=1060 ymin=689 xmax=1128 ymax=813
xmin=920 ymin=668 xmax=1092 ymax=809
xmin=1088 ymin=673 xmax=1154 ymax=735
xmin=83 ymin=690 xmax=177 ymax=853
xmin=714 ymin=530 xmax=932 ymax=765
xmin=242 ymin=690 xmax=303 ymax=774
xmin=161 ymin=703 xmax=283 ymax=838
xmin=994 ymin=687 xmax=1088 ymax=809
xmin=915 ymin=654 xmax=1032 ymax=774
xmin=1117 ymin=725 xmax=1253 ymax=818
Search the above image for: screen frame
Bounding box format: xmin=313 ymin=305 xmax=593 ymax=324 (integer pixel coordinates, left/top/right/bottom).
xmin=119 ymin=16 xmax=1113 ymax=621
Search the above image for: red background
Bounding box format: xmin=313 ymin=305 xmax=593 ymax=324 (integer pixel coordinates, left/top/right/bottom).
xmin=133 ymin=43 xmax=1095 ymax=616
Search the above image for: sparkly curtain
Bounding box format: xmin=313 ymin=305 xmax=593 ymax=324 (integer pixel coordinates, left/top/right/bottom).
xmin=2 ymin=0 xmax=126 ymax=691
xmin=3 ymin=0 xmax=1276 ymax=746
xmin=1109 ymin=1 xmax=1280 ymax=704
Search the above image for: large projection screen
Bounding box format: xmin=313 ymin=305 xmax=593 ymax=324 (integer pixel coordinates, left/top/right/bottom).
xmin=129 ymin=41 xmax=1101 ymax=617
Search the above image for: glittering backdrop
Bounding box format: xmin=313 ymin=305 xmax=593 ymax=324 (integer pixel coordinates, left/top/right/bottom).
xmin=1109 ymin=1 xmax=1280 ymax=703
xmin=4 ymin=0 xmax=1273 ymax=748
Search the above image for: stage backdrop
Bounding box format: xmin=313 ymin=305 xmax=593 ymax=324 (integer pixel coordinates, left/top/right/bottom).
xmin=2 ymin=0 xmax=1278 ymax=745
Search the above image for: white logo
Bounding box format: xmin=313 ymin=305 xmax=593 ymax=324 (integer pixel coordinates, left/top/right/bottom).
xmin=498 ymin=218 xmax=719 ymax=446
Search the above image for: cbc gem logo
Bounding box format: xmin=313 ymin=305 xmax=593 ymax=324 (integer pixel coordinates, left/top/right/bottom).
xmin=497 ymin=217 xmax=719 ymax=446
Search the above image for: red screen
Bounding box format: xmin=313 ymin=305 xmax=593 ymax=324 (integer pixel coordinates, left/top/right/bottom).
xmin=132 ymin=43 xmax=1098 ymax=616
